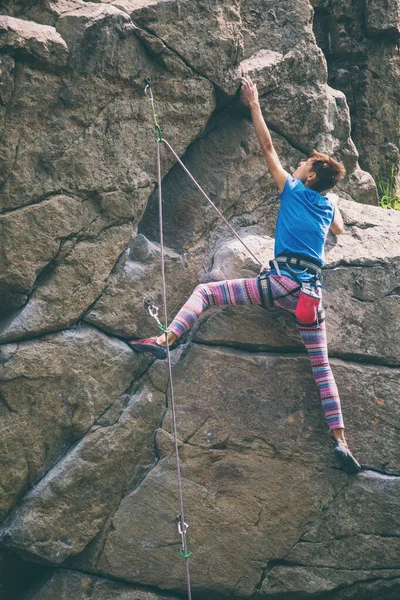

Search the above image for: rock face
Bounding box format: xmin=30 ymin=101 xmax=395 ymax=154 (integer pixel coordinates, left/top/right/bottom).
xmin=0 ymin=326 xmax=146 ymax=521
xmin=28 ymin=570 xmax=182 ymax=600
xmin=313 ymin=0 xmax=400 ymax=182
xmin=94 ymin=344 xmax=400 ymax=598
xmin=0 ymin=15 xmax=69 ymax=66
xmin=0 ymin=2 xmax=400 ymax=600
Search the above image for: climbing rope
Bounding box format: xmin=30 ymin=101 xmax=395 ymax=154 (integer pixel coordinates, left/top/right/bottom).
xmin=162 ymin=138 xmax=263 ymax=267
xmin=146 ymin=80 xmax=193 ymax=600
xmin=144 ymin=80 xmax=265 ymax=600
xmin=156 ymin=137 xmax=193 ymax=600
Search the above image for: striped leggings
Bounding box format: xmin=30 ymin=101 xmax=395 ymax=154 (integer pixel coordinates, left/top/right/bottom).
xmin=169 ymin=275 xmax=344 ymax=430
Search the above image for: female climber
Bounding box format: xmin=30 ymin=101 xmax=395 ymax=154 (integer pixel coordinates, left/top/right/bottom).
xmin=129 ymin=75 xmax=361 ymax=475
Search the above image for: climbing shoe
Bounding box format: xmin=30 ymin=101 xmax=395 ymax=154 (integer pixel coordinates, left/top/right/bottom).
xmin=332 ymin=439 xmax=361 ymax=474
xmin=128 ymin=336 xmax=167 ymax=359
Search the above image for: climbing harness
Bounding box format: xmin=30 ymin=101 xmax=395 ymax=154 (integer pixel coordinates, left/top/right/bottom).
xmin=257 ymin=270 xmax=276 ymax=310
xmin=269 ymin=255 xmax=323 ymax=327
xmin=273 ymin=254 xmax=322 ymax=279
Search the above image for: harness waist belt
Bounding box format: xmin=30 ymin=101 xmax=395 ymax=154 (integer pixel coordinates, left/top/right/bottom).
xmin=274 ymin=254 xmax=322 ymax=277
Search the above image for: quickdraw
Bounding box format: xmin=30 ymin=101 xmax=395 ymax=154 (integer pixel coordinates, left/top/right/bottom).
xmin=177 ymin=515 xmax=192 ymax=559
xmin=144 ymin=79 xmax=162 ymax=142
xmin=145 ymin=300 xmax=170 ymax=334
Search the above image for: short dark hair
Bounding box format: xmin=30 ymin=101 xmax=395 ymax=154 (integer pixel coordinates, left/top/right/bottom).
xmin=308 ymin=150 xmax=346 ymax=192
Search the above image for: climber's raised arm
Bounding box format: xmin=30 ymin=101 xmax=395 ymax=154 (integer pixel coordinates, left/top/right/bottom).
xmin=330 ymin=202 xmax=345 ymax=235
xmin=241 ymin=75 xmax=289 ymax=193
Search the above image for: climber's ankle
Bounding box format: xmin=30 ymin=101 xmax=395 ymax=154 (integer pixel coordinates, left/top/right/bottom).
xmin=156 ymin=332 xmax=177 ymax=347
xmin=331 ymin=428 xmax=347 ymax=446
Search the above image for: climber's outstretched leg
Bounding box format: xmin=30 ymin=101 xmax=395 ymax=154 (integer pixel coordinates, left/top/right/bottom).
xmin=128 ymin=278 xmax=263 ymax=357
xmin=296 ymin=319 xmax=361 ymax=474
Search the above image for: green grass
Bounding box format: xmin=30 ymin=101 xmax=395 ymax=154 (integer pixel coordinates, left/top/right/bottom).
xmin=377 ymin=166 xmax=400 ymax=210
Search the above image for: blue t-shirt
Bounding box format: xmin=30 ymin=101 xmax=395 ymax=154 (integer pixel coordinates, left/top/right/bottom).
xmin=272 ymin=177 xmax=335 ymax=283
xmin=275 ymin=177 xmax=335 ymax=264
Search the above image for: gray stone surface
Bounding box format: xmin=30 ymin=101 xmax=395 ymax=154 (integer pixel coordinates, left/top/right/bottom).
xmin=313 ymin=0 xmax=400 ymax=180
xmin=366 ymin=0 xmax=400 ymax=34
xmin=98 ymin=453 xmax=338 ymax=597
xmin=0 ymin=326 xmax=143 ymax=521
xmin=328 ymin=577 xmax=400 ymax=600
xmin=0 ymin=550 xmax=50 ymax=600
xmin=0 ymin=2 xmax=214 ymax=341
xmin=0 ymin=381 xmax=165 ymax=564
xmin=114 ymin=0 xmax=243 ymax=95
xmin=139 ymin=119 xmax=300 ymax=253
xmin=262 ymin=565 xmax=400 ymax=597
xmin=0 ymin=53 xmax=14 ymax=108
xmin=262 ymin=472 xmax=400 ymax=595
xmin=95 ymin=344 xmax=400 ymax=596
xmin=0 ymin=2 xmax=399 ymax=599
xmin=241 ymin=0 xmax=315 ymax=59
xmin=0 ymin=224 xmax=133 ymax=341
xmin=0 ymin=194 xmax=97 ymax=317
xmin=9 ymin=1 xmax=86 ymax=27
xmin=242 ymin=45 xmax=357 ymax=170
xmin=30 ymin=569 xmax=181 ymax=600
xmin=2 ymin=335 xmax=398 ymax=597
xmin=0 ymin=15 xmax=69 ymax=66
xmin=0 ymin=6 xmax=213 ymax=214
xmin=85 ymin=237 xmax=202 ymax=339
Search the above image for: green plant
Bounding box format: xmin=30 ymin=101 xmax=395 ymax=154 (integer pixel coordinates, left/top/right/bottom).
xmin=377 ymin=166 xmax=400 ymax=210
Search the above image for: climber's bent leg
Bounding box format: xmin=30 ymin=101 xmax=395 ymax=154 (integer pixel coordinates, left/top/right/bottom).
xmin=128 ymin=278 xmax=262 ymax=357
xmin=168 ymin=278 xmax=262 ymax=339
xmin=167 ymin=273 xmax=300 ymax=341
xmin=162 ymin=273 xmax=300 ymax=345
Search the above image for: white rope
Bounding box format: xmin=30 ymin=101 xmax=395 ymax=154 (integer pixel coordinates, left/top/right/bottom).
xmin=156 ymin=139 xmax=193 ymax=600
xmin=145 ymin=82 xmax=267 ymax=600
xmin=162 ymin=138 xmax=264 ymax=267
